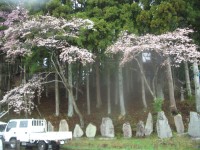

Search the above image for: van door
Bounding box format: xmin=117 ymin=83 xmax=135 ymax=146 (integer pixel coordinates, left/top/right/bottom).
xmin=4 ymin=121 xmax=17 ymax=142
xmin=16 ymin=120 xmax=29 ymax=142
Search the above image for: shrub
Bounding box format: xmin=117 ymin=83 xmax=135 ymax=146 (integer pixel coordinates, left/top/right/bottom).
xmin=153 ymin=98 xmax=163 ymax=112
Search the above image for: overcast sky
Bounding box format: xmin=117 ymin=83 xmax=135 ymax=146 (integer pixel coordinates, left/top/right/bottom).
xmin=0 ymin=0 xmax=49 ymax=5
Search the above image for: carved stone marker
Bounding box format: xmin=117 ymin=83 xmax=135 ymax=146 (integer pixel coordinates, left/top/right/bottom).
xmin=86 ymin=123 xmax=97 ymax=138
xmin=188 ymin=112 xmax=200 ymax=137
xmin=47 ymin=121 xmax=54 ymax=131
xmin=156 ymin=111 xmax=172 ymax=138
xmin=73 ymin=124 xmax=84 ymax=138
xmin=59 ymin=119 xmax=69 ymax=131
xmin=145 ymin=112 xmax=153 ymax=136
xmin=136 ymin=121 xmax=145 ymax=137
xmin=174 ymin=114 xmax=184 ymax=134
xmin=122 ymin=122 xmax=132 ymax=138
xmin=100 ymin=117 xmax=114 ymax=138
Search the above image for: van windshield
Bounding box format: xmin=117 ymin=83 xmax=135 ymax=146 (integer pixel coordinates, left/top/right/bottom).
xmin=6 ymin=121 xmax=17 ymax=132
xmin=0 ymin=124 xmax=6 ymax=132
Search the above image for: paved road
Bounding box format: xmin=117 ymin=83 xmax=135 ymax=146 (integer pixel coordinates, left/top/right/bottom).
xmin=0 ymin=139 xmax=61 ymax=150
xmin=4 ymin=144 xmax=61 ymax=150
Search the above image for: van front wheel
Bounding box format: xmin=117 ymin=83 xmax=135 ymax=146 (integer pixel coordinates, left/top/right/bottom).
xmin=9 ymin=138 xmax=17 ymax=149
xmin=38 ymin=141 xmax=47 ymax=150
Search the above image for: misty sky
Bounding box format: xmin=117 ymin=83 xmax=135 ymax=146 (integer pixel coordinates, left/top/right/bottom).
xmin=0 ymin=0 xmax=49 ymax=4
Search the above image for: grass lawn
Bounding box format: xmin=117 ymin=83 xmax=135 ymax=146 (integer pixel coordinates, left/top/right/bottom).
xmin=61 ymin=134 xmax=200 ymax=150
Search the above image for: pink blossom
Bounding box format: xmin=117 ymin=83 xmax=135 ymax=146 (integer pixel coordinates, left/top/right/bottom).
xmin=60 ymin=46 xmax=95 ymax=65
xmin=0 ymin=76 xmax=43 ymax=114
xmin=107 ymin=28 xmax=200 ymax=65
xmin=2 ymin=14 xmax=95 ymax=64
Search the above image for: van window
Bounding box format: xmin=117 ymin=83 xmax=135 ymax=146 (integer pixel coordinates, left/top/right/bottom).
xmin=32 ymin=120 xmax=44 ymax=126
xmin=19 ymin=121 xmax=28 ymax=128
xmin=6 ymin=121 xmax=17 ymax=132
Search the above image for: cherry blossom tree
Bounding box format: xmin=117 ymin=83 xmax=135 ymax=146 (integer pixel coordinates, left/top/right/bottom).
xmin=107 ymin=28 xmax=200 ymax=113
xmin=1 ymin=10 xmax=94 ymax=126
xmin=0 ymin=4 xmax=28 ymax=102
xmin=0 ymin=75 xmax=43 ymax=116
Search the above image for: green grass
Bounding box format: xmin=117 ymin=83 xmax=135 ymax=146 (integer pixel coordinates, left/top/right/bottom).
xmin=61 ymin=135 xmax=199 ymax=150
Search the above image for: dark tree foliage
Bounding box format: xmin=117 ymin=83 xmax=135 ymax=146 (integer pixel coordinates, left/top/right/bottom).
xmin=86 ymin=0 xmax=116 ymax=9
xmin=45 ymin=0 xmax=73 ymax=18
xmin=61 ymin=0 xmax=66 ymax=4
xmin=0 ymin=2 xmax=12 ymax=12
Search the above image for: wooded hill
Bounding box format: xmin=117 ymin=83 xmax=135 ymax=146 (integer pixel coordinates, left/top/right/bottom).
xmin=0 ymin=0 xmax=200 ymax=127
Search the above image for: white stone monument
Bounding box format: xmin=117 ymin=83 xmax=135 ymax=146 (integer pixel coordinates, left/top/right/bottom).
xmin=73 ymin=124 xmax=84 ymax=138
xmin=59 ymin=119 xmax=69 ymax=131
xmin=174 ymin=114 xmax=184 ymax=134
xmin=156 ymin=111 xmax=172 ymax=138
xmin=145 ymin=112 xmax=153 ymax=136
xmin=122 ymin=122 xmax=132 ymax=138
xmin=86 ymin=123 xmax=97 ymax=138
xmin=100 ymin=117 xmax=114 ymax=138
xmin=188 ymin=112 xmax=200 ymax=137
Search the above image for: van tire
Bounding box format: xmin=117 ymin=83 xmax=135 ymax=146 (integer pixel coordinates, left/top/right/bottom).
xmin=9 ymin=138 xmax=17 ymax=149
xmin=38 ymin=141 xmax=47 ymax=150
xmin=51 ymin=141 xmax=60 ymax=150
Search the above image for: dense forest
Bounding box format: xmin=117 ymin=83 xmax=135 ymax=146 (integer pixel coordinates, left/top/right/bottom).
xmin=0 ymin=0 xmax=200 ymax=127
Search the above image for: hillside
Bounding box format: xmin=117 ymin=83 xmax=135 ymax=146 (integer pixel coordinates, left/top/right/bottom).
xmin=0 ymin=90 xmax=196 ymax=136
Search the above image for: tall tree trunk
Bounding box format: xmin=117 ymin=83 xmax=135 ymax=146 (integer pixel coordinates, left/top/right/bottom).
xmin=156 ymin=82 xmax=164 ymax=99
xmin=115 ymin=72 xmax=119 ymax=105
xmin=86 ymin=67 xmax=91 ymax=115
xmin=107 ymin=68 xmax=111 ymax=114
xmin=166 ymin=57 xmax=177 ymax=112
xmin=95 ymin=62 xmax=102 ymax=108
xmin=24 ymin=93 xmax=28 ymax=118
xmin=118 ymin=66 xmax=126 ymax=116
xmin=141 ymin=71 xmax=147 ymax=109
xmin=7 ymin=64 xmax=11 ymax=91
xmin=69 ymin=89 xmax=84 ymax=127
xmin=23 ymin=65 xmax=26 ymax=81
xmin=45 ymin=75 xmax=49 ymax=98
xmin=68 ymin=64 xmax=74 ymax=117
xmin=141 ymin=77 xmax=147 ymax=109
xmin=75 ymin=64 xmax=81 ymax=101
xmin=23 ymin=65 xmax=28 ymax=118
xmin=52 ymin=55 xmax=84 ymax=127
xmin=139 ymin=56 xmax=147 ymax=108
xmin=135 ymin=58 xmax=156 ymax=100
xmin=193 ymin=61 xmax=200 ymax=112
xmin=152 ymin=67 xmax=159 ymax=96
xmin=125 ymin=68 xmax=130 ymax=94
xmin=130 ymin=68 xmax=134 ymax=92
xmin=55 ymin=73 xmax=60 ymax=116
xmin=184 ymin=62 xmax=192 ymax=97
xmin=75 ymin=79 xmax=79 ymax=101
xmin=65 ymin=65 xmax=68 ymax=99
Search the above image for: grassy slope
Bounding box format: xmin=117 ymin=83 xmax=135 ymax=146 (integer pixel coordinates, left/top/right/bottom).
xmin=62 ymin=135 xmax=199 ymax=150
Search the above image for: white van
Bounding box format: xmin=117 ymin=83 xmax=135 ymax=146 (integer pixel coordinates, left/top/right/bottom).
xmin=3 ymin=119 xmax=72 ymax=150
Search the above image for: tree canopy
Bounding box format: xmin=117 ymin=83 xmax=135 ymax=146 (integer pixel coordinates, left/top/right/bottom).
xmin=1 ymin=0 xmax=200 ymax=121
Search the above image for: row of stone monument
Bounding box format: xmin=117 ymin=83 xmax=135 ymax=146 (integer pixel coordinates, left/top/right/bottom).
xmin=47 ymin=111 xmax=200 ymax=139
